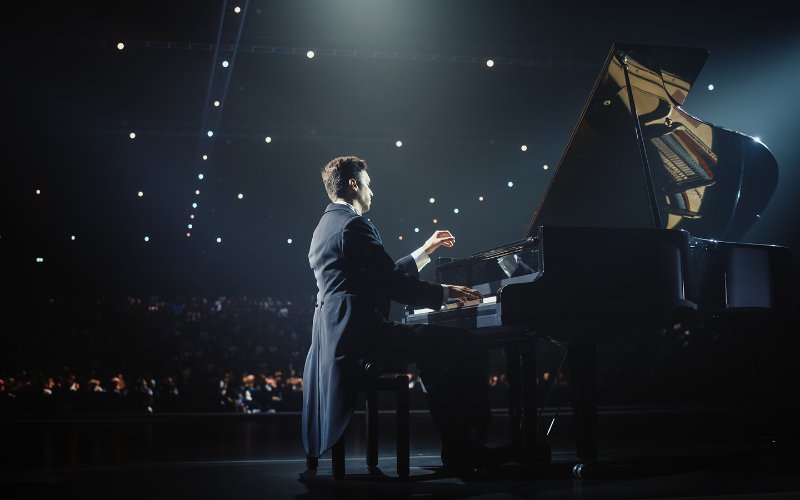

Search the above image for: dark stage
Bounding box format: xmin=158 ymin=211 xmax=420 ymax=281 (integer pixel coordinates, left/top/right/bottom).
xmin=3 ymin=404 xmax=799 ymax=500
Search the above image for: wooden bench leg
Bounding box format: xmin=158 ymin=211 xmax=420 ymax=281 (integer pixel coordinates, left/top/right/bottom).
xmin=332 ymin=436 xmax=345 ymax=480
xmin=396 ymin=375 xmax=410 ymax=478
xmin=367 ymin=388 xmax=379 ymax=470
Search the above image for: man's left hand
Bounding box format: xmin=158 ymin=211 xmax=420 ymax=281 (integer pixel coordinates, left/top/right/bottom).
xmin=423 ymin=230 xmax=456 ymax=255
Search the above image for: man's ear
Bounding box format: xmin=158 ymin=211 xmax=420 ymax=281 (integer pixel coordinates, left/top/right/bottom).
xmin=348 ymin=178 xmax=359 ymax=191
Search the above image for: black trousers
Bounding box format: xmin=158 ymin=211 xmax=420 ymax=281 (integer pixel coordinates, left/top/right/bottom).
xmin=367 ymin=321 xmax=491 ymax=440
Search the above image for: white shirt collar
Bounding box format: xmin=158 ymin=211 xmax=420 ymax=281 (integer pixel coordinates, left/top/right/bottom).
xmin=333 ymin=199 xmax=360 ymax=215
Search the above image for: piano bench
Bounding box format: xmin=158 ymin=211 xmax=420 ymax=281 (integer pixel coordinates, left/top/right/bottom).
xmin=332 ymin=371 xmax=411 ymax=480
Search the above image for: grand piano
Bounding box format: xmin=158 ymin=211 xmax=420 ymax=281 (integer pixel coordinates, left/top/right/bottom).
xmin=402 ymin=42 xmax=794 ymax=470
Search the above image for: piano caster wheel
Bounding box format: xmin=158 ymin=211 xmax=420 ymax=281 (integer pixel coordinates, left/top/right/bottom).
xmin=572 ymin=462 xmax=594 ymax=480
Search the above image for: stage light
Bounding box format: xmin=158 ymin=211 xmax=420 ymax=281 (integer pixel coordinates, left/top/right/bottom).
xmin=396 ymin=140 xmax=403 ymax=147
xmin=453 ymin=208 xmax=459 ymax=214
xmin=190 ymin=214 xmax=195 ymax=219
xmin=207 ymin=131 xmax=214 ymax=137
xmin=35 ymin=189 xmax=41 ymax=195
xmin=307 ymin=50 xmax=315 ymax=59
xmin=287 ymin=238 xmax=293 ymax=244
xmin=708 ymin=84 xmax=714 ymax=91
xmin=198 ymin=174 xmax=204 ymax=180
xmin=486 ymin=59 xmax=494 ymax=67
xmin=414 ymin=227 xmax=419 ymax=233
xmin=137 ymin=191 xmax=143 ymax=197
xmin=144 ymin=236 xmax=150 ymax=242
xmin=543 ymin=164 xmax=549 ymax=170
xmin=36 ymin=257 xmax=44 ymax=263
xmin=195 ymin=190 xmax=200 ymax=195
xmin=202 ymin=155 xmax=208 ymax=160
xmin=117 ymin=42 xmax=125 ymax=50
xmin=234 ymin=6 xmax=241 ymax=13
xmin=222 ymin=60 xmax=229 ymax=68
xmin=70 ymin=235 xmax=76 ymax=241
xmin=213 ymin=100 xmax=220 ymax=107
xmin=216 ymin=237 xmax=222 ymax=243
xmin=479 ymin=196 xmax=484 ymax=201
xmin=507 ymin=181 xmax=514 ymax=187
xmin=429 ymin=197 xmax=435 ymax=203
xmin=521 ymin=145 xmax=527 ymax=151
xmin=188 ymin=223 xmax=193 ymax=229
xmin=265 ymin=136 xmax=272 ymax=143
xmin=398 ymin=235 xmax=403 ymax=240
xmin=237 ymin=193 xmax=244 ymax=199
xmin=192 ymin=203 xmax=198 ymax=209
xmin=129 ymin=132 xmax=136 ymax=139
xmin=433 ymin=219 xmax=438 ymax=224
xmin=186 ymin=232 xmax=191 ymax=237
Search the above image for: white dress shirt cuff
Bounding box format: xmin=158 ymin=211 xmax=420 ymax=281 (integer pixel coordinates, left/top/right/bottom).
xmin=411 ymin=247 xmax=431 ymax=272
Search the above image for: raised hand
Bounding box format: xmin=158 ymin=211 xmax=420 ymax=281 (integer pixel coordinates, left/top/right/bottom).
xmin=423 ymin=230 xmax=456 ymax=255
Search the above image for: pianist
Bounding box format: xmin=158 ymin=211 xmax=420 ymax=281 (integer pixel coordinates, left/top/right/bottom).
xmin=302 ymin=155 xmax=508 ymax=473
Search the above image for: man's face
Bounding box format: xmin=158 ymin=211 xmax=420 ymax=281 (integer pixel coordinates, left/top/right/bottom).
xmin=353 ymin=170 xmax=373 ymax=214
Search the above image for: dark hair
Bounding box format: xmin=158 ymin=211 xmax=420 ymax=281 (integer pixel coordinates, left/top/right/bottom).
xmin=320 ymin=156 xmax=368 ymax=202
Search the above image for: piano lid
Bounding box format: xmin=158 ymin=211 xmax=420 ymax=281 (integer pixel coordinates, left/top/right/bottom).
xmin=527 ymin=43 xmax=778 ymax=242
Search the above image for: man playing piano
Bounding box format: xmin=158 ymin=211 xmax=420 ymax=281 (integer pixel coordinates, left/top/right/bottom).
xmin=302 ymin=155 xmax=509 ymax=474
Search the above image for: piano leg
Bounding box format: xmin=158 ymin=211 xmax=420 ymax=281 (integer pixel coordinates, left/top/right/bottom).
xmin=568 ymin=343 xmax=598 ymax=462
xmin=506 ymin=339 xmax=551 ymax=462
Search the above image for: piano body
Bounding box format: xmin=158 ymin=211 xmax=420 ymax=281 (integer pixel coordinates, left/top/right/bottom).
xmin=402 ymin=43 xmax=794 ymax=466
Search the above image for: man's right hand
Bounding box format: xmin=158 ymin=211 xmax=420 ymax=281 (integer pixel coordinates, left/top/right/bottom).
xmin=445 ymin=285 xmax=483 ymax=304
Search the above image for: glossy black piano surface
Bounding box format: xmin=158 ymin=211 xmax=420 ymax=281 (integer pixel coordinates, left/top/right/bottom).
xmin=402 ymin=42 xmax=794 ymax=464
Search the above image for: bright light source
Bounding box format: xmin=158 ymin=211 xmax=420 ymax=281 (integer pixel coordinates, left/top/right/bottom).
xmin=202 ymin=155 xmax=208 ymax=160
xmin=216 ymin=237 xmax=222 ymax=243
xmin=429 ymin=197 xmax=435 ymax=203
xmin=207 ymin=130 xmax=214 ymax=137
xmin=395 ymin=140 xmax=403 ymax=147
xmin=70 ymin=235 xmax=76 ymax=241
xmin=307 ymin=50 xmax=315 ymax=59
xmin=754 ymin=136 xmax=762 ymax=143
xmin=414 ymin=227 xmax=419 ymax=233
xmin=237 ymin=193 xmax=244 ymax=199
xmin=521 ymin=145 xmax=527 ymax=152
xmin=195 ymin=190 xmax=200 ymax=195
xmin=36 ymin=257 xmax=44 ymax=263
xmin=186 ymin=232 xmax=191 ymax=237
xmin=486 ymin=59 xmax=494 ymax=67
xmin=708 ymin=84 xmax=715 ymax=91
xmin=479 ymin=196 xmax=484 ymax=201
xmin=144 ymin=236 xmax=150 ymax=242
xmin=398 ymin=235 xmax=404 ymax=240
xmin=265 ymin=136 xmax=272 ymax=143
xmin=129 ymin=132 xmax=136 ymax=139
xmin=287 ymin=238 xmax=293 ymax=244
xmin=221 ymin=60 xmax=229 ymax=68
xmin=543 ymin=164 xmax=549 ymax=170
xmin=188 ymin=223 xmax=193 ymax=229
xmin=189 ymin=214 xmax=195 ymax=219
xmin=433 ymin=219 xmax=438 ymax=224
xmin=234 ymin=6 xmax=241 ymax=13
xmin=117 ymin=42 xmax=125 ymax=50
xmin=35 ymin=189 xmax=41 ymax=195
xmin=198 ymin=174 xmax=204 ymax=180
xmin=453 ymin=208 xmax=459 ymax=214
xmin=192 ymin=203 xmax=198 ymax=209
xmin=508 ymin=181 xmax=514 ymax=187
xmin=137 ymin=191 xmax=143 ymax=197
xmin=213 ymin=100 xmax=220 ymax=107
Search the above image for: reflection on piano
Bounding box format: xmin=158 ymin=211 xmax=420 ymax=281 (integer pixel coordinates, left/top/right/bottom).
xmin=402 ymin=42 xmax=794 ymax=468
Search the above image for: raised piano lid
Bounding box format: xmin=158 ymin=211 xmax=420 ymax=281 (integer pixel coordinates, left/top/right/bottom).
xmin=526 ymin=42 xmax=779 ymax=242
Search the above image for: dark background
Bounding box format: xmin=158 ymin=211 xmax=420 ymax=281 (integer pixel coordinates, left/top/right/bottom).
xmin=3 ymin=0 xmax=799 ymax=300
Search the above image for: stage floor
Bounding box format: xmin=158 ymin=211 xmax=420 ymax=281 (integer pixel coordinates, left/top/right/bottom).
xmin=2 ymin=405 xmax=799 ymax=499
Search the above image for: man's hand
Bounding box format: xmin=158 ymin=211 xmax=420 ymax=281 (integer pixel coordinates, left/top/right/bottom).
xmin=445 ymin=284 xmax=483 ymax=304
xmin=423 ymin=230 xmax=456 ymax=255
